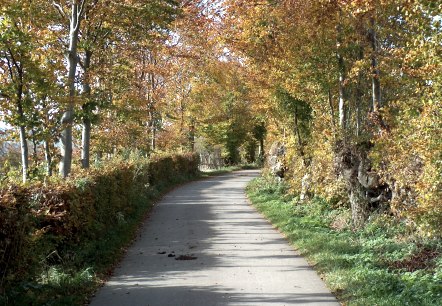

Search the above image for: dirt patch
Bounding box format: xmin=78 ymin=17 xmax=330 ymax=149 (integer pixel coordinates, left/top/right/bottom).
xmin=387 ymin=247 xmax=440 ymax=272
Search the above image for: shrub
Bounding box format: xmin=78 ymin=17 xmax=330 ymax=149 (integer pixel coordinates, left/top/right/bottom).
xmin=0 ymin=153 xmax=200 ymax=298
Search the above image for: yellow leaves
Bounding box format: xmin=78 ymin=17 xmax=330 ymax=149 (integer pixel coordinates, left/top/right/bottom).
xmin=372 ymin=92 xmax=442 ymax=230
xmin=56 ymin=96 xmax=84 ymax=106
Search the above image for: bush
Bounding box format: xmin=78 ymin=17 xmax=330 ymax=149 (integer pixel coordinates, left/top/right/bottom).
xmin=0 ymin=153 xmax=199 ymax=302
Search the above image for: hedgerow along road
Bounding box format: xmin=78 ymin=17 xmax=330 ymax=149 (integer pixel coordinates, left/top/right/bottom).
xmin=90 ymin=170 xmax=339 ymax=306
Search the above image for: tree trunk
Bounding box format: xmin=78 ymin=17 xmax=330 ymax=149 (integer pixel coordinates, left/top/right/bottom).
xmin=355 ymin=48 xmax=364 ymax=137
xmin=259 ymin=138 xmax=264 ymax=160
xmin=15 ymin=83 xmax=28 ymax=183
xmin=18 ymin=125 xmax=28 ymax=183
xmin=81 ymin=49 xmax=92 ymax=168
xmin=95 ymin=151 xmax=102 ymax=164
xmin=370 ymin=17 xmax=381 ymax=111
xmin=328 ymin=88 xmax=336 ymax=132
xmin=179 ymin=99 xmax=184 ymax=133
xmin=31 ymin=129 xmax=38 ymax=163
xmin=189 ymin=118 xmax=195 ymax=152
xmin=349 ymin=178 xmax=369 ymax=228
xmin=81 ymin=118 xmax=91 ymax=168
xmin=293 ymin=108 xmax=307 ymax=167
xmin=336 ymin=19 xmax=347 ymax=130
xmin=338 ymin=54 xmax=346 ymax=129
xmin=149 ymin=109 xmax=156 ymax=151
xmin=44 ymin=139 xmax=52 ymax=176
xmin=300 ymin=173 xmax=311 ymax=202
xmin=11 ymin=55 xmax=28 ymax=182
xmin=338 ymin=147 xmax=370 ymax=228
xmin=59 ymin=1 xmax=84 ymax=178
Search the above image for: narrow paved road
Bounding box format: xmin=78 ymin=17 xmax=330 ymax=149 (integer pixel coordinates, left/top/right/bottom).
xmin=90 ymin=170 xmax=339 ymax=306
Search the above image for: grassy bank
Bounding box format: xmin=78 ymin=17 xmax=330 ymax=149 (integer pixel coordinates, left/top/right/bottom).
xmin=0 ymin=153 xmax=199 ymax=306
xmin=246 ymin=176 xmax=442 ymax=306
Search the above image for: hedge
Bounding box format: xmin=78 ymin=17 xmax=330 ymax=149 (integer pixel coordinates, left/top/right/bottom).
xmin=0 ymin=153 xmax=200 ymax=298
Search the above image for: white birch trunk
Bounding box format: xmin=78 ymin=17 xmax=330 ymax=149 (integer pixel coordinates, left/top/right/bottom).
xmin=59 ymin=1 xmax=85 ymax=178
xmin=336 ymin=19 xmax=347 ymax=130
xmin=19 ymin=125 xmax=28 ymax=183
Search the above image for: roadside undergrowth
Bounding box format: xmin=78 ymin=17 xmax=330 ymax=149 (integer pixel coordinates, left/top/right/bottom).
xmin=0 ymin=153 xmax=200 ymax=306
xmin=246 ymin=176 xmax=442 ymax=306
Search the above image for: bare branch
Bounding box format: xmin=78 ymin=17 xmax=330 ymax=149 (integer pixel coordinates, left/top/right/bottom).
xmin=52 ymin=1 xmax=67 ymax=19
xmin=7 ymin=48 xmax=22 ymax=79
xmin=76 ymin=0 xmax=88 ymax=30
xmin=78 ymin=0 xmax=87 ymax=17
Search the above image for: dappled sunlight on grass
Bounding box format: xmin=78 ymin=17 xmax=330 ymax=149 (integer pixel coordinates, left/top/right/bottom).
xmin=246 ymin=177 xmax=442 ymax=306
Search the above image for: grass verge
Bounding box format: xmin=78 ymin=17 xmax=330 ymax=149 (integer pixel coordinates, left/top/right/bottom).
xmin=246 ymin=176 xmax=442 ymax=306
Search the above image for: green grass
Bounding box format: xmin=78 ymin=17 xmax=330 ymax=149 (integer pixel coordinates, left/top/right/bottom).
xmin=246 ymin=176 xmax=442 ymax=306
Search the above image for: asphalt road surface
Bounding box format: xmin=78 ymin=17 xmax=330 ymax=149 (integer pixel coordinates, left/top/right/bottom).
xmin=90 ymin=170 xmax=339 ymax=306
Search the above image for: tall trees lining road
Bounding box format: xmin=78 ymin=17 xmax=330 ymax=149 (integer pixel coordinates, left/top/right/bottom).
xmin=223 ymin=0 xmax=441 ymax=233
xmin=0 ymin=0 xmax=440 ymax=233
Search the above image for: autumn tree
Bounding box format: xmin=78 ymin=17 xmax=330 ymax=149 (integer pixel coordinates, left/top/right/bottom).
xmin=0 ymin=1 xmax=54 ymax=182
xmin=222 ymin=0 xmax=441 ymax=231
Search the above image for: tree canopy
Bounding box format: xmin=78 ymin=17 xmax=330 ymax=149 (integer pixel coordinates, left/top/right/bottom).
xmin=0 ymin=0 xmax=440 ymax=234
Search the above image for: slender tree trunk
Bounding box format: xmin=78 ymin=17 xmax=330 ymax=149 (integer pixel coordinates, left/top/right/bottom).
xmin=328 ymin=88 xmax=336 ymax=132
xmin=95 ymin=151 xmax=102 ymax=164
xmin=44 ymin=139 xmax=52 ymax=176
xmin=31 ymin=129 xmax=38 ymax=163
xmin=18 ymin=125 xmax=28 ymax=183
xmin=189 ymin=118 xmax=195 ymax=152
xmin=81 ymin=49 xmax=92 ymax=168
xmin=16 ymin=84 xmax=28 ymax=183
xmin=149 ymin=109 xmax=156 ymax=151
xmin=337 ymin=18 xmax=347 ymax=130
xmin=356 ymin=47 xmax=364 ymax=137
xmin=356 ymin=89 xmax=362 ymax=137
xmin=40 ymin=97 xmax=53 ymax=176
xmin=179 ymin=99 xmax=185 ymax=150
xmin=59 ymin=1 xmax=84 ymax=178
xmin=259 ymin=138 xmax=264 ymax=160
xmin=337 ymin=50 xmax=346 ymax=130
xmin=10 ymin=57 xmax=28 ymax=182
xmin=180 ymin=99 xmax=184 ymax=133
xmin=15 ymin=72 xmax=28 ymax=182
xmin=370 ymin=17 xmax=381 ymax=111
xmin=81 ymin=118 xmax=91 ymax=167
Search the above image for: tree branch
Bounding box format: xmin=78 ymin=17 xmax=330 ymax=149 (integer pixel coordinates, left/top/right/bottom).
xmin=52 ymin=1 xmax=67 ymax=19
xmin=76 ymin=0 xmax=88 ymax=30
xmin=5 ymin=55 xmax=16 ymax=83
xmin=7 ymin=48 xmax=22 ymax=78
